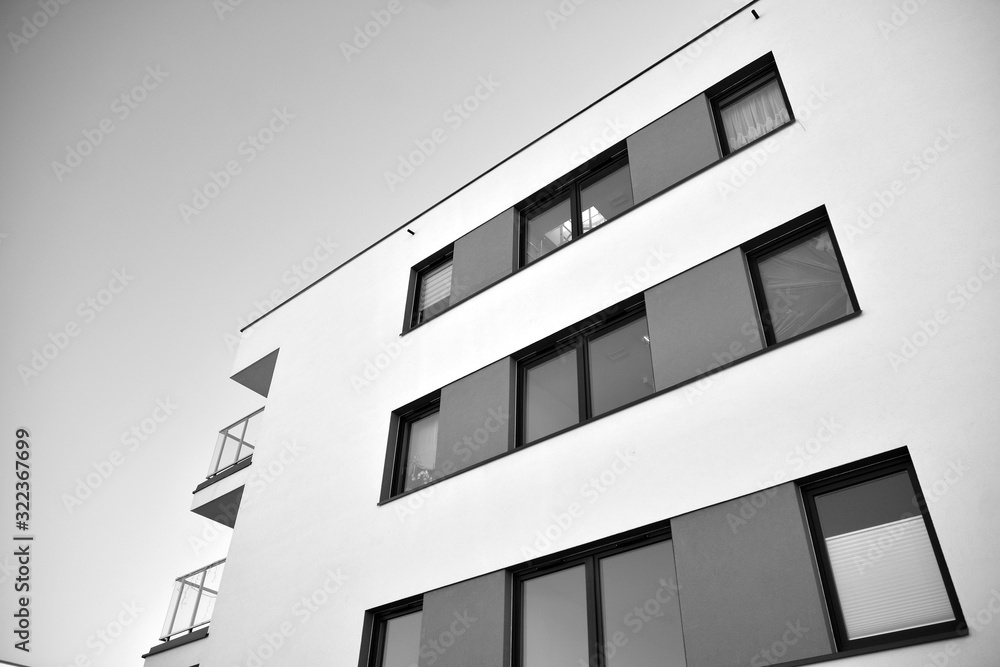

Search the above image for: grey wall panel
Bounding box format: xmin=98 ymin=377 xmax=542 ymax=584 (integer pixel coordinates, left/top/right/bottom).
xmin=672 ymin=483 xmax=834 ymax=667
xmin=418 ymin=571 xmax=509 ymax=667
xmin=627 ymin=94 xmax=720 ymax=204
xmin=451 ymin=207 xmax=516 ymax=304
xmin=437 ymin=358 xmax=512 ymax=476
xmin=644 ymin=248 xmax=763 ymax=391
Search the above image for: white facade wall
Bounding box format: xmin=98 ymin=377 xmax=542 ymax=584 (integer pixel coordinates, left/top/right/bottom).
xmin=153 ymin=0 xmax=1000 ymax=664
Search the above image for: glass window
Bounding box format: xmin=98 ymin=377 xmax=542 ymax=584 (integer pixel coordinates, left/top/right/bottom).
xmin=524 ymin=196 xmax=572 ymax=264
xmin=520 ymin=151 xmax=632 ymax=266
xmin=521 ymin=565 xmax=589 ymax=667
xmin=588 ymin=316 xmax=654 ymax=417
xmin=713 ymin=68 xmax=790 ymax=155
xmin=580 ymin=163 xmax=633 ymax=233
xmin=803 ymin=458 xmax=964 ymax=650
xmin=401 ymin=408 xmax=439 ymax=492
xmin=379 ymin=610 xmax=422 ymax=667
xmin=415 ymin=256 xmax=453 ymax=325
xmin=752 ymin=228 xmax=854 ymax=343
xmin=516 ymin=537 xmax=686 ymax=667
xmin=524 ymin=350 xmax=579 ymax=444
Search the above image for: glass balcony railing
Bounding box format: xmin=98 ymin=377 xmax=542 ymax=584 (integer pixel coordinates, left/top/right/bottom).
xmin=159 ymin=558 xmax=225 ymax=642
xmin=207 ymin=408 xmax=263 ymax=478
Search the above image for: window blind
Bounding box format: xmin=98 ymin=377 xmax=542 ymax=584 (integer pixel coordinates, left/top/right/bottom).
xmin=418 ymin=260 xmax=452 ymax=317
xmin=825 ymin=515 xmax=955 ymax=640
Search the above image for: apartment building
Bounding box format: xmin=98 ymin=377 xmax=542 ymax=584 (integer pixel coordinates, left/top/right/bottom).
xmin=141 ymin=0 xmax=1000 ymax=665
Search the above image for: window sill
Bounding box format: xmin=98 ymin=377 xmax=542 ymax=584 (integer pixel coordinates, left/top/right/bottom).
xmin=765 ymin=627 xmax=968 ymax=667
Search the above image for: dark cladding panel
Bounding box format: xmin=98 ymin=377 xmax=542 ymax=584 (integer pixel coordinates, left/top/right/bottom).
xmin=672 ymin=483 xmax=834 ymax=667
xmin=644 ymin=248 xmax=762 ymax=391
xmin=627 ymin=94 xmax=720 ymax=204
xmin=451 ymin=208 xmax=516 ymax=304
xmin=418 ymin=571 xmax=509 ymax=667
xmin=436 ymin=359 xmax=512 ymax=476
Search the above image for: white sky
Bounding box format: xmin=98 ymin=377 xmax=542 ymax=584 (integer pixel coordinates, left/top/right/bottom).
xmin=0 ymin=1 xmax=747 ymax=664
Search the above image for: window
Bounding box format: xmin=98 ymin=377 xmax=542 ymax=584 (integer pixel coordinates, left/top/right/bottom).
xmin=520 ymin=147 xmax=634 ymax=265
xmin=745 ymin=210 xmax=858 ymax=346
xmin=391 ymin=394 xmax=441 ymax=494
xmin=710 ymin=54 xmax=792 ymax=155
xmin=362 ymin=599 xmax=423 ymax=667
xmin=519 ymin=304 xmax=654 ymax=445
xmin=802 ymin=453 xmax=965 ymax=651
xmin=409 ymin=250 xmax=453 ymax=328
xmin=515 ymin=530 xmax=685 ymax=667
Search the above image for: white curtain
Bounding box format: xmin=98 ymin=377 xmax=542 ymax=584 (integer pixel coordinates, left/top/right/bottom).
xmin=405 ymin=412 xmax=439 ymax=488
xmin=720 ymin=79 xmax=790 ymax=150
xmin=825 ymin=516 xmax=955 ymax=639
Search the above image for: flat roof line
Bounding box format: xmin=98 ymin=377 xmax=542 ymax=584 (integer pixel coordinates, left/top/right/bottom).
xmin=241 ymin=0 xmax=759 ymax=334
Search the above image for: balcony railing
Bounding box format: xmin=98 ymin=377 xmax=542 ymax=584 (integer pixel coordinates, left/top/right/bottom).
xmin=207 ymin=408 xmax=263 ymax=478
xmin=159 ymin=558 xmax=225 ymax=642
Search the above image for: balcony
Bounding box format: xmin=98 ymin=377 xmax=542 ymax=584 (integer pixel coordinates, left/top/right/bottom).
xmin=190 ymin=408 xmax=263 ymax=527
xmin=142 ymin=559 xmax=224 ymax=664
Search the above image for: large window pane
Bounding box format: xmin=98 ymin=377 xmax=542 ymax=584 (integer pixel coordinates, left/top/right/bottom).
xmin=600 ymin=541 xmax=686 ymax=667
xmin=524 ymin=197 xmax=572 ymax=263
xmin=381 ymin=610 xmax=422 ymax=667
xmin=524 ymin=350 xmax=579 ymax=443
xmin=814 ymin=472 xmax=955 ymax=640
xmin=580 ymin=163 xmax=633 ymax=233
xmin=588 ymin=317 xmax=655 ymax=417
xmin=522 ymin=566 xmax=589 ymax=667
xmin=403 ymin=411 xmax=439 ymax=492
xmin=756 ymin=229 xmax=854 ymax=343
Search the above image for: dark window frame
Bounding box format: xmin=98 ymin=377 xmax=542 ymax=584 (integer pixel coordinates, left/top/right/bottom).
xmin=800 ymin=450 xmax=967 ymax=653
xmin=358 ymin=595 xmax=423 ymax=667
xmin=512 ymin=520 xmax=675 ymax=667
xmin=404 ymin=245 xmax=455 ymax=332
xmin=517 ymin=143 xmax=633 ymax=267
xmin=707 ymin=52 xmax=794 ymax=157
xmin=743 ymin=206 xmax=860 ymax=347
xmin=515 ymin=296 xmax=648 ymax=447
xmin=381 ymin=390 xmax=441 ymax=501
